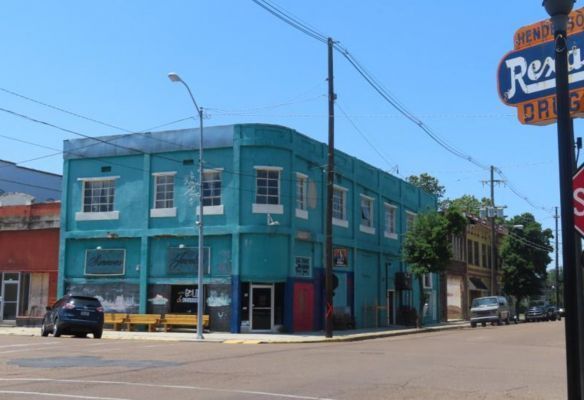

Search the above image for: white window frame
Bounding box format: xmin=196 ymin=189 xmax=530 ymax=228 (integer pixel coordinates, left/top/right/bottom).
xmin=384 ymin=202 xmax=398 ymax=239
xmin=75 ymin=176 xmax=120 ymax=221
xmin=295 ymin=173 xmax=308 ymax=219
xmin=423 ymin=273 xmax=433 ymax=289
xmin=332 ymin=185 xmax=348 ymax=228
xmin=294 ymin=256 xmax=312 ymax=278
xmin=150 ymin=172 xmax=177 ymax=218
xmin=253 ymin=166 xmax=284 ymax=214
xmin=359 ymin=194 xmax=375 ymax=235
xmin=406 ymin=211 xmax=417 ymax=232
xmin=202 ymin=168 xmax=224 ymax=215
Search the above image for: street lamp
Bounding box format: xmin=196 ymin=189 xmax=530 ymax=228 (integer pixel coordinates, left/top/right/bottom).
xmin=168 ymin=72 xmax=205 ymax=340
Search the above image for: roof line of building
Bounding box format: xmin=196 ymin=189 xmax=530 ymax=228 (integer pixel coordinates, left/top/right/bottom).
xmin=0 ymin=159 xmax=62 ymax=178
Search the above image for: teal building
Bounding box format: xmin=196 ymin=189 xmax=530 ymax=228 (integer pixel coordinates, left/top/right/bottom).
xmin=58 ymin=124 xmax=438 ymax=332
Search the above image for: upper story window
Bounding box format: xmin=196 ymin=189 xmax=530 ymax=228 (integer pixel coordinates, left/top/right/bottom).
xmin=256 ymin=168 xmax=280 ymax=205
xmin=203 ymin=169 xmax=222 ymax=206
xmin=253 ymin=166 xmax=284 ymax=214
xmin=154 ymin=173 xmax=175 ymax=209
xmin=84 ymin=179 xmax=115 ymax=212
xmin=406 ymin=211 xmax=417 ymax=231
xmin=451 ymin=235 xmax=464 ymax=261
xmin=360 ymin=195 xmax=375 ymax=234
xmin=423 ymin=273 xmax=433 ymax=289
xmin=384 ymin=203 xmax=397 ymax=239
xmin=332 ymin=185 xmax=348 ymax=228
xmin=467 ymin=239 xmax=473 ymax=264
xmin=76 ymin=176 xmax=120 ymax=221
xmin=474 ymin=241 xmax=480 ymax=266
xmin=296 ymin=173 xmax=308 ymax=219
xmin=151 ymin=172 xmax=176 ymax=218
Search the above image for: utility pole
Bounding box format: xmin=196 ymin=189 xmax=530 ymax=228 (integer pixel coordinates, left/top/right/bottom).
xmin=483 ymin=166 xmax=504 ymax=296
xmin=324 ymin=37 xmax=335 ymax=338
xmin=555 ymin=206 xmax=560 ymax=308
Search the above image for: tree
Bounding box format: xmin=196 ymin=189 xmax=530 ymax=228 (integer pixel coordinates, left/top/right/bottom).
xmin=406 ymin=173 xmax=445 ymax=202
xmin=403 ymin=207 xmax=467 ymax=327
xmin=500 ymin=213 xmax=553 ymax=314
xmin=441 ymin=194 xmax=491 ymax=215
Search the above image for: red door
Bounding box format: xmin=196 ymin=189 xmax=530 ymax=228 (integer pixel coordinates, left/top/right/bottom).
xmin=293 ymin=283 xmax=314 ymax=332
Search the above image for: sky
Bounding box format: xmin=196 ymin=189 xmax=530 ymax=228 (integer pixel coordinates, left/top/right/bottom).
xmin=0 ymin=1 xmax=572 ymax=267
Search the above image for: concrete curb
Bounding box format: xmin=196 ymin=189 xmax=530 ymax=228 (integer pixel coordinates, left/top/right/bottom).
xmin=252 ymin=323 xmax=469 ymax=344
xmin=0 ymin=322 xmax=469 ymax=344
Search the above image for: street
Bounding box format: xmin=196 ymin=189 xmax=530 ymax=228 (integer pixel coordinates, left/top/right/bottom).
xmin=0 ymin=321 xmax=566 ymax=400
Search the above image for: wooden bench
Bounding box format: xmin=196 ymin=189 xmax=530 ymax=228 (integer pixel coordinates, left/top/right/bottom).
xmin=104 ymin=313 xmax=128 ymax=331
xmin=125 ymin=314 xmax=161 ymax=332
xmin=160 ymin=314 xmax=210 ymax=332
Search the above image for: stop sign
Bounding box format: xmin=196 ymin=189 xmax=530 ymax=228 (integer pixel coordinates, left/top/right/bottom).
xmin=574 ymin=167 xmax=584 ymax=236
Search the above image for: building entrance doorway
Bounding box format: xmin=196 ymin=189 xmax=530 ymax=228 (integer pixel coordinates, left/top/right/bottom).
xmin=1 ymin=273 xmax=20 ymax=321
xmin=250 ymin=284 xmax=273 ymax=331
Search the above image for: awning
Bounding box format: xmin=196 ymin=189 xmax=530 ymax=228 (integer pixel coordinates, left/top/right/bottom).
xmin=468 ymin=277 xmax=488 ymax=291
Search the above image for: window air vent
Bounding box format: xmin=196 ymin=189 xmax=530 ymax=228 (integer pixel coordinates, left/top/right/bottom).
xmin=183 ymin=159 xmax=194 ymax=166
xmin=101 ymin=166 xmax=112 ymax=173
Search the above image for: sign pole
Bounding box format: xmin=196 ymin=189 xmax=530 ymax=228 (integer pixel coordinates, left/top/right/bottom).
xmin=544 ymin=2 xmax=582 ymax=398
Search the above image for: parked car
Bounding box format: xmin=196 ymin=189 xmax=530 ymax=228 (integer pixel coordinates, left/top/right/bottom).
xmin=41 ymin=295 xmax=104 ymax=338
xmin=525 ymin=300 xmax=560 ymax=322
xmin=470 ymin=296 xmax=511 ymax=327
xmin=559 ymin=307 xmax=566 ymax=317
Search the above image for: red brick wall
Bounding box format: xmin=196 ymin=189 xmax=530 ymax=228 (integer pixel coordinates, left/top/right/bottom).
xmin=0 ymin=202 xmax=60 ymax=218
xmin=0 ymin=229 xmax=59 ymax=273
xmin=0 ymin=203 xmax=60 ymax=305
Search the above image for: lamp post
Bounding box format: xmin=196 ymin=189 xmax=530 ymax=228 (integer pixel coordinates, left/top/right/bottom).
xmin=542 ymin=1 xmax=581 ymax=398
xmin=168 ymin=72 xmax=205 ymax=340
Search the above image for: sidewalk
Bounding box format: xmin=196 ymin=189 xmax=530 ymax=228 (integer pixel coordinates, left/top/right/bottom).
xmin=0 ymin=320 xmax=469 ymax=344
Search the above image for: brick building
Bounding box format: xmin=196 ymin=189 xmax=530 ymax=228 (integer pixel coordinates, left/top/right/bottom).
xmin=0 ymin=201 xmax=60 ymax=323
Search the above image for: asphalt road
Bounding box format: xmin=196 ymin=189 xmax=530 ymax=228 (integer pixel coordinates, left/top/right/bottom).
xmin=0 ymin=321 xmax=566 ymax=400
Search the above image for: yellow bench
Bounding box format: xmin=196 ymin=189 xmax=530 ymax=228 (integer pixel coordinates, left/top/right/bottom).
xmin=160 ymin=314 xmax=210 ymax=332
xmin=125 ymin=314 xmax=161 ymax=332
xmin=104 ymin=313 xmax=128 ymax=331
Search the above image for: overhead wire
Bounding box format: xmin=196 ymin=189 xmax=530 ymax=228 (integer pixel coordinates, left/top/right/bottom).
xmin=0 ymin=177 xmax=61 ymax=193
xmin=0 ymin=105 xmax=334 ymax=188
xmin=251 ymin=0 xmax=490 ymax=172
xmin=494 ymin=167 xmax=555 ymax=216
xmin=0 ymin=87 xmax=334 ymax=187
xmin=335 ymin=101 xmax=400 ymax=176
xmin=506 ymin=229 xmax=553 ymax=253
xmin=251 ymin=0 xmax=559 ymax=218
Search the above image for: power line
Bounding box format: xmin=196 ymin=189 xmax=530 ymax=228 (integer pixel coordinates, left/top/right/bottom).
xmin=0 ymin=103 xmax=333 ymax=188
xmin=0 ymin=87 xmax=131 ymax=133
xmin=0 ymin=177 xmax=61 ymax=193
xmin=494 ymin=167 xmax=555 ymax=216
xmin=251 ymin=0 xmax=328 ymax=43
xmin=251 ymin=0 xmax=558 ymax=216
xmin=251 ymin=0 xmax=490 ymax=172
xmin=506 ymin=229 xmax=553 ymax=253
xmin=335 ymin=101 xmax=400 ymax=176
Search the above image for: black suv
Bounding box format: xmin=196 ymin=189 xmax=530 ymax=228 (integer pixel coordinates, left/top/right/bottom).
xmin=41 ymin=295 xmax=104 ymax=338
